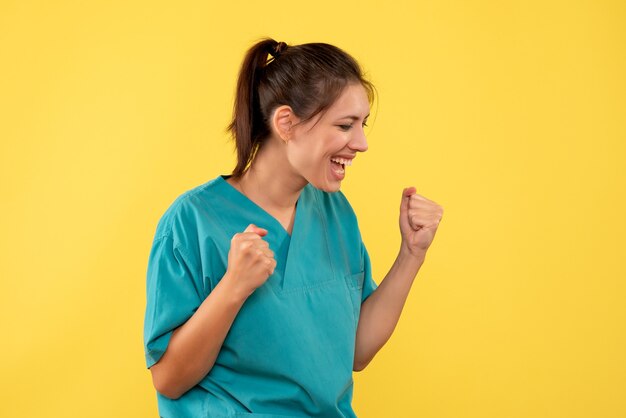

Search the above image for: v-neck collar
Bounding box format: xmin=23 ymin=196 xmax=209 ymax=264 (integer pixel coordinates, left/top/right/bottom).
xmin=215 ymin=174 xmax=337 ymax=294
xmin=216 ymin=175 xmax=303 ymax=239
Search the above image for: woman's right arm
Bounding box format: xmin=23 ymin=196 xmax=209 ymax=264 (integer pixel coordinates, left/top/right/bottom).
xmin=149 ymin=272 xmax=248 ymax=400
xmin=149 ymin=223 xmax=275 ymax=400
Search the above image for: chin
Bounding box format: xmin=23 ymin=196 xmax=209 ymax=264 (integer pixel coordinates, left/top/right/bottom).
xmin=309 ymin=179 xmax=342 ymax=193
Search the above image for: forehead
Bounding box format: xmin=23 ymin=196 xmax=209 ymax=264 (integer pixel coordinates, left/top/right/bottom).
xmin=324 ymin=83 xmax=370 ymax=118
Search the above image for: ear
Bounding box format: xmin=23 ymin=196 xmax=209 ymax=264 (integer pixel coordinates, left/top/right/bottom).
xmin=272 ymin=105 xmax=300 ymax=143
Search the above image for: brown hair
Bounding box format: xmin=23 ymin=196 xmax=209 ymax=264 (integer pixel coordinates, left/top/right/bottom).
xmin=225 ymin=37 xmax=377 ymax=179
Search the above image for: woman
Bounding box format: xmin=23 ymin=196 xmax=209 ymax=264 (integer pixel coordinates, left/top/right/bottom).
xmin=143 ymin=37 xmax=444 ymax=417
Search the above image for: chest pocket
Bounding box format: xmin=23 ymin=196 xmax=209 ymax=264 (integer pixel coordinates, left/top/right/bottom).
xmin=277 ymin=256 xmax=342 ymax=294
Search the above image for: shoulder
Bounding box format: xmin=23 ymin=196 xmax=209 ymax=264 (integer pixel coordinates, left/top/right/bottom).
xmin=152 ymin=176 xmax=223 ymax=243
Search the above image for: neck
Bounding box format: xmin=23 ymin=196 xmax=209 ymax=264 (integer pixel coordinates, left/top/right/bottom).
xmin=238 ymin=138 xmax=307 ymax=211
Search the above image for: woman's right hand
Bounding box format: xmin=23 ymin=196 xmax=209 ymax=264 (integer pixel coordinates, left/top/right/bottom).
xmin=224 ymin=223 xmax=276 ymax=299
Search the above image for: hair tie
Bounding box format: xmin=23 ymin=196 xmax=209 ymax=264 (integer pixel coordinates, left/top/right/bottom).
xmin=272 ymin=41 xmax=288 ymax=59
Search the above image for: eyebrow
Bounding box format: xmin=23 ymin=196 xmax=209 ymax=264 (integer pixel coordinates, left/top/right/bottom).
xmin=337 ymin=113 xmax=370 ymax=121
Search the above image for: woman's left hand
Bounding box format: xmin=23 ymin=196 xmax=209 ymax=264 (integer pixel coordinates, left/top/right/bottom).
xmin=399 ymin=186 xmax=444 ymax=259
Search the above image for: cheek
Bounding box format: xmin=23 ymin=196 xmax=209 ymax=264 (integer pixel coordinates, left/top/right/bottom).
xmin=288 ymin=132 xmax=345 ymax=170
xmin=293 ymin=143 xmax=324 ymax=165
xmin=286 ymin=145 xmax=318 ymax=172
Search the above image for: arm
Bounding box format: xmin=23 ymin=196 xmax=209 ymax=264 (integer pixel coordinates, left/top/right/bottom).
xmin=150 ymin=224 xmax=276 ymax=399
xmin=353 ymin=246 xmax=425 ymax=371
xmin=150 ymin=273 xmax=248 ymax=400
xmin=353 ymin=186 xmax=443 ymax=371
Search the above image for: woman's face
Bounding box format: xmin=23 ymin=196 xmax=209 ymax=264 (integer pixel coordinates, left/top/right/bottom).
xmin=285 ymin=83 xmax=370 ymax=193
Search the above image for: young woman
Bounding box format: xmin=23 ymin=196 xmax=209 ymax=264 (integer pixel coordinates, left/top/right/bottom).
xmin=143 ymin=37 xmax=444 ymax=417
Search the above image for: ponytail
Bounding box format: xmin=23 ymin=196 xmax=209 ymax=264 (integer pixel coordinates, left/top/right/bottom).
xmin=226 ymin=37 xmax=278 ymax=178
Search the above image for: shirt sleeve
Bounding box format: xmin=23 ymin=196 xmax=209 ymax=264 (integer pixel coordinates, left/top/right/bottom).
xmin=361 ymin=240 xmax=378 ymax=304
xmin=143 ymin=234 xmax=204 ymax=369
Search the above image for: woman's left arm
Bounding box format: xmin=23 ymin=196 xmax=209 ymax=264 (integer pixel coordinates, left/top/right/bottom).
xmin=353 ymin=187 xmax=444 ymax=371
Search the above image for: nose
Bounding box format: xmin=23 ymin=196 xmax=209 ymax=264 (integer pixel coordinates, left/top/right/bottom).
xmin=349 ymin=126 xmax=368 ymax=153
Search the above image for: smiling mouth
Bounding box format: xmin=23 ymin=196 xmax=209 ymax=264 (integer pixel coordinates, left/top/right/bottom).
xmin=330 ymin=159 xmax=345 ymax=177
xmin=330 ymin=156 xmax=353 ymax=169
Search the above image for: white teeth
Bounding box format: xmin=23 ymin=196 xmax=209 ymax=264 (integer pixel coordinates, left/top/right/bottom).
xmin=330 ymin=157 xmax=353 ymax=166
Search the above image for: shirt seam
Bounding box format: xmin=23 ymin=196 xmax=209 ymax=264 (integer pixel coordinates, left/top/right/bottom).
xmin=153 ymin=233 xmax=201 ymax=278
xmin=148 ymin=233 xmax=203 ymax=312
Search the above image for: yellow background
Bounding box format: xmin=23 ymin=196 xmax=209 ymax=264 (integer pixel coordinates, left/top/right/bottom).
xmin=1 ymin=1 xmax=624 ymax=417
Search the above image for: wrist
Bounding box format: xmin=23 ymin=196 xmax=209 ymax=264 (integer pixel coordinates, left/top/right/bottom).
xmin=220 ymin=271 xmax=251 ymax=305
xmin=399 ymin=243 xmax=427 ymax=264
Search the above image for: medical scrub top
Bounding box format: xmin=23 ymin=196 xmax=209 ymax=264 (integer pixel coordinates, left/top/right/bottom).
xmin=143 ymin=174 xmax=378 ymax=418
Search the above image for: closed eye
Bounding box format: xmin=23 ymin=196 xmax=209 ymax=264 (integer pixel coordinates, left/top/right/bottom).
xmin=339 ymin=122 xmax=368 ymax=131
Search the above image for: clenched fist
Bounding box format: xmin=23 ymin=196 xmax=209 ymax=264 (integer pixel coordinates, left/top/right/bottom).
xmin=399 ymin=187 xmax=444 ymax=259
xmin=224 ymin=223 xmax=277 ymax=299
